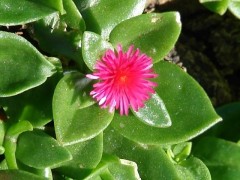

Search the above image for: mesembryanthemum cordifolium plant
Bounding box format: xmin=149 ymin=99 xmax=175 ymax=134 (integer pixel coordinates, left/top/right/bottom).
xmin=2 ymin=0 xmax=238 ymax=179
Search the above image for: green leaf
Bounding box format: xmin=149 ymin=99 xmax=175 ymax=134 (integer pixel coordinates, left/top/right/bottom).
xmin=31 ymin=14 xmax=85 ymax=69
xmin=175 ymin=157 xmax=211 ymax=180
xmin=0 ymin=31 xmax=55 ymax=97
xmin=53 ymin=72 xmax=114 ymax=145
xmin=0 ymin=121 xmax=5 ymax=146
xmin=74 ymin=0 xmax=146 ymax=39
xmin=0 ymin=160 xmax=8 ymax=170
xmin=229 ymin=0 xmax=240 ymax=19
xmin=16 ymin=130 xmax=72 ymax=169
xmin=35 ymin=0 xmax=64 ymax=14
xmin=82 ymin=31 xmax=113 ymax=71
xmin=0 ymin=75 xmax=61 ymax=128
xmin=106 ymin=159 xmax=141 ymax=180
xmin=199 ymin=0 xmax=229 ymax=15
xmin=63 ymin=133 xmax=103 ymax=168
xmin=167 ymin=142 xmax=192 ymax=163
xmin=0 ymin=170 xmax=46 ymax=180
xmin=206 ymin=102 xmax=240 ymax=141
xmin=193 ymin=137 xmax=240 ymax=180
xmin=103 ymin=127 xmax=181 ymax=179
xmin=17 ymin=161 xmax=52 ymax=179
xmin=104 ymin=127 xmax=210 ymax=179
xmin=132 ymin=93 xmax=171 ymax=128
xmin=111 ymin=61 xmax=221 ymax=144
xmin=0 ymin=0 xmax=58 ymax=25
xmin=84 ymin=155 xmax=140 ymax=180
xmin=62 ymin=0 xmax=86 ymax=32
xmin=110 ymin=12 xmax=181 ymax=63
xmin=0 ymin=146 xmax=4 ymax=155
xmin=56 ymin=133 xmax=103 ymax=179
xmin=4 ymin=121 xmax=33 ymax=169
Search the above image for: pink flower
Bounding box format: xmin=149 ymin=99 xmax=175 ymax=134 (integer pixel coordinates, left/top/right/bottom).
xmin=86 ymin=45 xmax=158 ymax=115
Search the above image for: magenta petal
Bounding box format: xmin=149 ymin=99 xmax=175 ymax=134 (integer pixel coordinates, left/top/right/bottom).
xmin=87 ymin=45 xmax=158 ymax=115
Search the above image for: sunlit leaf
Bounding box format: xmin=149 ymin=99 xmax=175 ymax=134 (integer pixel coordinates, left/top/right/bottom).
xmin=74 ymin=0 xmax=146 ymax=39
xmin=82 ymin=31 xmax=113 ymax=71
xmin=132 ymin=93 xmax=171 ymax=128
xmin=16 ymin=130 xmax=72 ymax=169
xmin=0 ymin=0 xmax=60 ymax=25
xmin=110 ymin=12 xmax=181 ymax=63
xmin=0 ymin=31 xmax=55 ymax=97
xmin=111 ymin=61 xmax=221 ymax=144
xmin=53 ymin=72 xmax=114 ymax=145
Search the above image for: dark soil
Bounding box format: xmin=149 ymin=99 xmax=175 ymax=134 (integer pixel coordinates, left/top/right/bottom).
xmin=151 ymin=0 xmax=240 ymax=107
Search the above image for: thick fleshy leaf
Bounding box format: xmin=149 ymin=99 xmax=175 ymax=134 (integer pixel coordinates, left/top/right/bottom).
xmin=82 ymin=31 xmax=113 ymax=71
xmin=206 ymin=102 xmax=240 ymax=141
xmin=62 ymin=0 xmax=86 ymax=32
xmin=4 ymin=121 xmax=33 ymax=169
xmin=0 ymin=146 xmax=4 ymax=155
xmin=193 ymin=137 xmax=240 ymax=180
xmin=56 ymin=133 xmax=103 ymax=178
xmin=16 ymin=130 xmax=72 ymax=169
xmin=199 ymin=0 xmax=229 ymax=15
xmin=0 ymin=160 xmax=7 ymax=170
xmin=0 ymin=0 xmax=59 ymax=25
xmin=167 ymin=142 xmax=192 ymax=163
xmin=111 ymin=61 xmax=221 ymax=144
xmin=0 ymin=31 xmax=55 ymax=97
xmin=74 ymin=0 xmax=146 ymax=39
xmin=0 ymin=75 xmax=61 ymax=127
xmin=103 ymin=126 xmax=181 ymax=179
xmin=63 ymin=133 xmax=103 ymax=168
xmin=0 ymin=121 xmax=4 ymax=146
xmin=83 ymin=156 xmax=140 ymax=180
xmin=53 ymin=72 xmax=114 ymax=145
xmin=132 ymin=93 xmax=171 ymax=128
xmin=110 ymin=12 xmax=181 ymax=63
xmin=175 ymin=157 xmax=211 ymax=180
xmin=229 ymin=1 xmax=240 ymax=19
xmin=35 ymin=0 xmax=64 ymax=14
xmin=31 ymin=14 xmax=86 ymax=69
xmin=104 ymin=127 xmax=210 ymax=179
xmin=17 ymin=160 xmax=52 ymax=179
xmin=0 ymin=170 xmax=46 ymax=180
xmin=107 ymin=159 xmax=140 ymax=180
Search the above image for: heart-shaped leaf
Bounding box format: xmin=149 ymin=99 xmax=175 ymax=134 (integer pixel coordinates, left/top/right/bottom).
xmin=53 ymin=72 xmax=114 ymax=145
xmin=111 ymin=61 xmax=221 ymax=145
xmin=0 ymin=0 xmax=60 ymax=25
xmin=16 ymin=130 xmax=72 ymax=169
xmin=110 ymin=12 xmax=181 ymax=63
xmin=0 ymin=31 xmax=55 ymax=97
xmin=82 ymin=31 xmax=113 ymax=71
xmin=132 ymin=93 xmax=171 ymax=128
xmin=74 ymin=0 xmax=146 ymax=39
